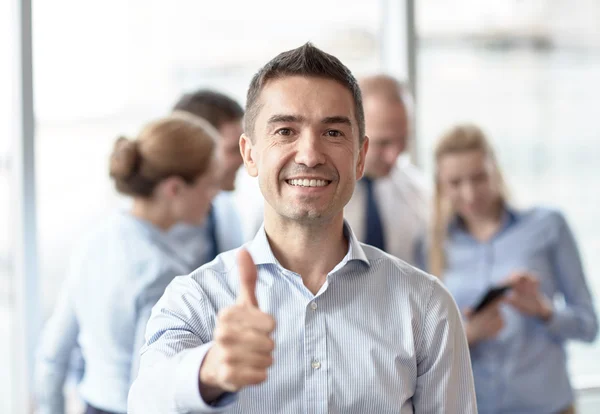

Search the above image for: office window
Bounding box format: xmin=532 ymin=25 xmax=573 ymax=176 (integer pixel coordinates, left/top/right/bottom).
xmin=2 ymin=0 xmax=17 ymax=411
xmin=34 ymin=0 xmax=384 ymax=314
xmin=417 ymin=0 xmax=600 ymax=387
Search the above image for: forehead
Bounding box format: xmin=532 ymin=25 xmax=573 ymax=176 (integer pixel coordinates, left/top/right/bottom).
xmin=438 ymin=150 xmax=489 ymax=176
xmin=256 ymin=76 xmax=357 ymax=125
xmin=364 ymin=97 xmax=407 ymax=135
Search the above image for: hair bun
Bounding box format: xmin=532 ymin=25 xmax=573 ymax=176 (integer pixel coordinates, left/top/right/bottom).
xmin=109 ymin=136 xmax=139 ymax=180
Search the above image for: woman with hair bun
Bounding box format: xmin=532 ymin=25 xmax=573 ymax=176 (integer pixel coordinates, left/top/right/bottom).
xmin=35 ymin=112 xmax=221 ymax=414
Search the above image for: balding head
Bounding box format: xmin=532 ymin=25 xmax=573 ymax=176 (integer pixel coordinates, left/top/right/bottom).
xmin=359 ymin=74 xmax=412 ymax=178
xmin=359 ymin=74 xmax=412 ymax=109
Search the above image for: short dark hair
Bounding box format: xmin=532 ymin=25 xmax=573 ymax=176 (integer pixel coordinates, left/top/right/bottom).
xmin=245 ymin=42 xmax=365 ymax=144
xmin=172 ymin=89 xmax=244 ymax=130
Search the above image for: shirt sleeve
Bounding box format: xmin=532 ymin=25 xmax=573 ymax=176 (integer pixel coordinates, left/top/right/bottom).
xmin=129 ymin=265 xmax=178 ymax=387
xmin=544 ymin=212 xmax=599 ymax=342
xmin=413 ymin=279 xmax=477 ymax=414
xmin=128 ymin=276 xmax=238 ymax=414
xmin=34 ymin=279 xmax=79 ymax=414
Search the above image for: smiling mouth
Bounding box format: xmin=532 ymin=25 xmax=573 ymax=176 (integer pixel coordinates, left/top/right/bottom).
xmin=286 ymin=178 xmax=331 ymax=187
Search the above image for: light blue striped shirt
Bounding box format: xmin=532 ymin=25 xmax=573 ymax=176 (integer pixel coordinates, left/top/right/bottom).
xmin=415 ymin=207 xmax=599 ymax=414
xmin=128 ymin=223 xmax=477 ymax=413
xmin=35 ymin=212 xmax=194 ymax=413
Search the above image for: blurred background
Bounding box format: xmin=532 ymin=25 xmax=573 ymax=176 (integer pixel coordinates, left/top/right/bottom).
xmin=2 ymin=0 xmax=600 ymax=412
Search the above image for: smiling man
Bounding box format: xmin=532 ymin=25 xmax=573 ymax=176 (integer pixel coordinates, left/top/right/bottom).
xmin=128 ymin=43 xmax=476 ymax=414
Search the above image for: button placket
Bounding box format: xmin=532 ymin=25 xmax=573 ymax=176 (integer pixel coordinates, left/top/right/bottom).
xmin=304 ymin=297 xmax=328 ymax=414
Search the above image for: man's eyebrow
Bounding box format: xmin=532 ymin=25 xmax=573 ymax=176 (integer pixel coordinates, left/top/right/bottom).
xmin=267 ymin=114 xmax=305 ymax=124
xmin=321 ymin=116 xmax=352 ymax=127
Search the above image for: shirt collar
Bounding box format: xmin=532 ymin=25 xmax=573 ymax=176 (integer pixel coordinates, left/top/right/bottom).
xmin=246 ymin=220 xmax=370 ymax=269
xmin=448 ymin=204 xmax=520 ymax=234
xmin=119 ymin=210 xmax=193 ymax=270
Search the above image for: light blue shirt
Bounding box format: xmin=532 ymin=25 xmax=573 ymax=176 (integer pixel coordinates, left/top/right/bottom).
xmin=128 ymin=222 xmax=477 ymax=413
xmin=35 ymin=212 xmax=194 ymax=414
xmin=168 ymin=191 xmax=244 ymax=268
xmin=415 ymin=207 xmax=599 ymax=414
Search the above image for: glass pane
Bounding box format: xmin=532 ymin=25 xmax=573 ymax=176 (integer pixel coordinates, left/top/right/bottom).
xmin=33 ymin=0 xmax=383 ymax=305
xmin=417 ymin=0 xmax=600 ymax=392
xmin=32 ymin=0 xmax=383 ymax=410
xmin=0 ymin=0 xmax=15 ymax=411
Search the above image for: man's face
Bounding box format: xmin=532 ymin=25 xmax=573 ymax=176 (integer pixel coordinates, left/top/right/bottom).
xmin=240 ymin=76 xmax=367 ymax=224
xmin=217 ymin=120 xmax=244 ymax=191
xmin=363 ymin=96 xmax=408 ymax=178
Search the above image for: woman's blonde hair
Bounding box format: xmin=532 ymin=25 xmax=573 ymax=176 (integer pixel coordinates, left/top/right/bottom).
xmin=109 ymin=111 xmax=218 ymax=197
xmin=428 ymin=123 xmax=509 ymax=276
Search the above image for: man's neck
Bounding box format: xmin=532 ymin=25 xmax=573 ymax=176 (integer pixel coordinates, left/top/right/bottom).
xmin=264 ymin=211 xmax=348 ymax=295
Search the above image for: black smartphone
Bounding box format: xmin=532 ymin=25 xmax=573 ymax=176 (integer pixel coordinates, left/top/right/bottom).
xmin=472 ymin=285 xmax=512 ymax=314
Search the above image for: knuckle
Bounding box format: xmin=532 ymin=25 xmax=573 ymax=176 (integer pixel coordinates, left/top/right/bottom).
xmin=257 ymin=370 xmax=269 ymax=382
xmin=220 ymin=365 xmax=237 ymax=382
xmin=219 ymin=306 xmax=238 ymax=322
xmin=221 ymin=349 xmax=236 ymax=365
xmin=265 ymin=354 xmax=274 ymax=367
xmin=214 ymin=326 xmax=227 ymax=341
xmin=267 ymin=315 xmax=276 ymax=331
xmin=214 ymin=327 xmax=226 ymax=342
xmin=248 ymin=370 xmax=268 ymax=385
xmin=215 ymin=327 xmax=236 ymax=344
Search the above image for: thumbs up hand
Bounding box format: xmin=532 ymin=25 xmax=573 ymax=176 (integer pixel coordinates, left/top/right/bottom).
xmin=236 ymin=248 xmax=261 ymax=308
xmin=199 ymin=249 xmax=276 ymax=400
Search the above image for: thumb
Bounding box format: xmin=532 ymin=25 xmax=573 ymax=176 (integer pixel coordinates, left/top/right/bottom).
xmin=236 ymin=248 xmax=259 ymax=307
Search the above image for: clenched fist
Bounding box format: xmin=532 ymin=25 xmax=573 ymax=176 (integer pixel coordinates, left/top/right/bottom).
xmin=199 ymin=248 xmax=276 ymax=402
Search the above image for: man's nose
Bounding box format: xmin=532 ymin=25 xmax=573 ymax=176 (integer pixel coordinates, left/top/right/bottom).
xmin=294 ymin=132 xmax=326 ymax=168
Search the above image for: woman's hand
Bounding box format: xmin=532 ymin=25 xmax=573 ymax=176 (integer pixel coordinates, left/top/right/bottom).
xmin=464 ymin=299 xmax=505 ymax=345
xmin=505 ymin=272 xmax=553 ymax=322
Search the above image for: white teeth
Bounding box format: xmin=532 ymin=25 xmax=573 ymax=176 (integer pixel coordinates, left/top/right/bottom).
xmin=288 ymin=179 xmax=329 ymax=187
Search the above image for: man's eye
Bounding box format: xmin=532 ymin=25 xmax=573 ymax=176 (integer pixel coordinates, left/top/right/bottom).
xmin=276 ymin=128 xmax=292 ymax=136
xmin=326 ymin=130 xmax=342 ymax=137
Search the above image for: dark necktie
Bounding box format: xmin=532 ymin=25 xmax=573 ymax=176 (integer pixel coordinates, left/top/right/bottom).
xmin=205 ymin=206 xmax=219 ymax=263
xmin=363 ymin=177 xmax=386 ymax=251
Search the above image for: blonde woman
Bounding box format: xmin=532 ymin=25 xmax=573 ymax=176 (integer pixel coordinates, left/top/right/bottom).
xmin=416 ymin=124 xmax=598 ymax=414
xmin=35 ymin=112 xmax=221 ymax=414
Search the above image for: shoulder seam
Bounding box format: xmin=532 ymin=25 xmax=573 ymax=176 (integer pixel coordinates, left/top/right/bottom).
xmin=415 ymin=278 xmax=436 ymax=364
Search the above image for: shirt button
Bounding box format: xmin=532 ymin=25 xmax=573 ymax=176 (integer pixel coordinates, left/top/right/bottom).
xmin=311 ymin=360 xmax=321 ymax=370
xmin=310 ymin=302 xmax=318 ymax=311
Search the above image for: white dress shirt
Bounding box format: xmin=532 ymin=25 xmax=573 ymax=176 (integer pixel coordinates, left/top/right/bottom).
xmin=344 ymin=155 xmax=429 ymax=264
xmin=128 ymin=222 xmax=476 ymax=414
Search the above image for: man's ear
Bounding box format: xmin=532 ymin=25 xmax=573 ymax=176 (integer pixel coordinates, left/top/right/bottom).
xmin=240 ymin=133 xmax=258 ymax=178
xmin=356 ymin=135 xmax=369 ymax=180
